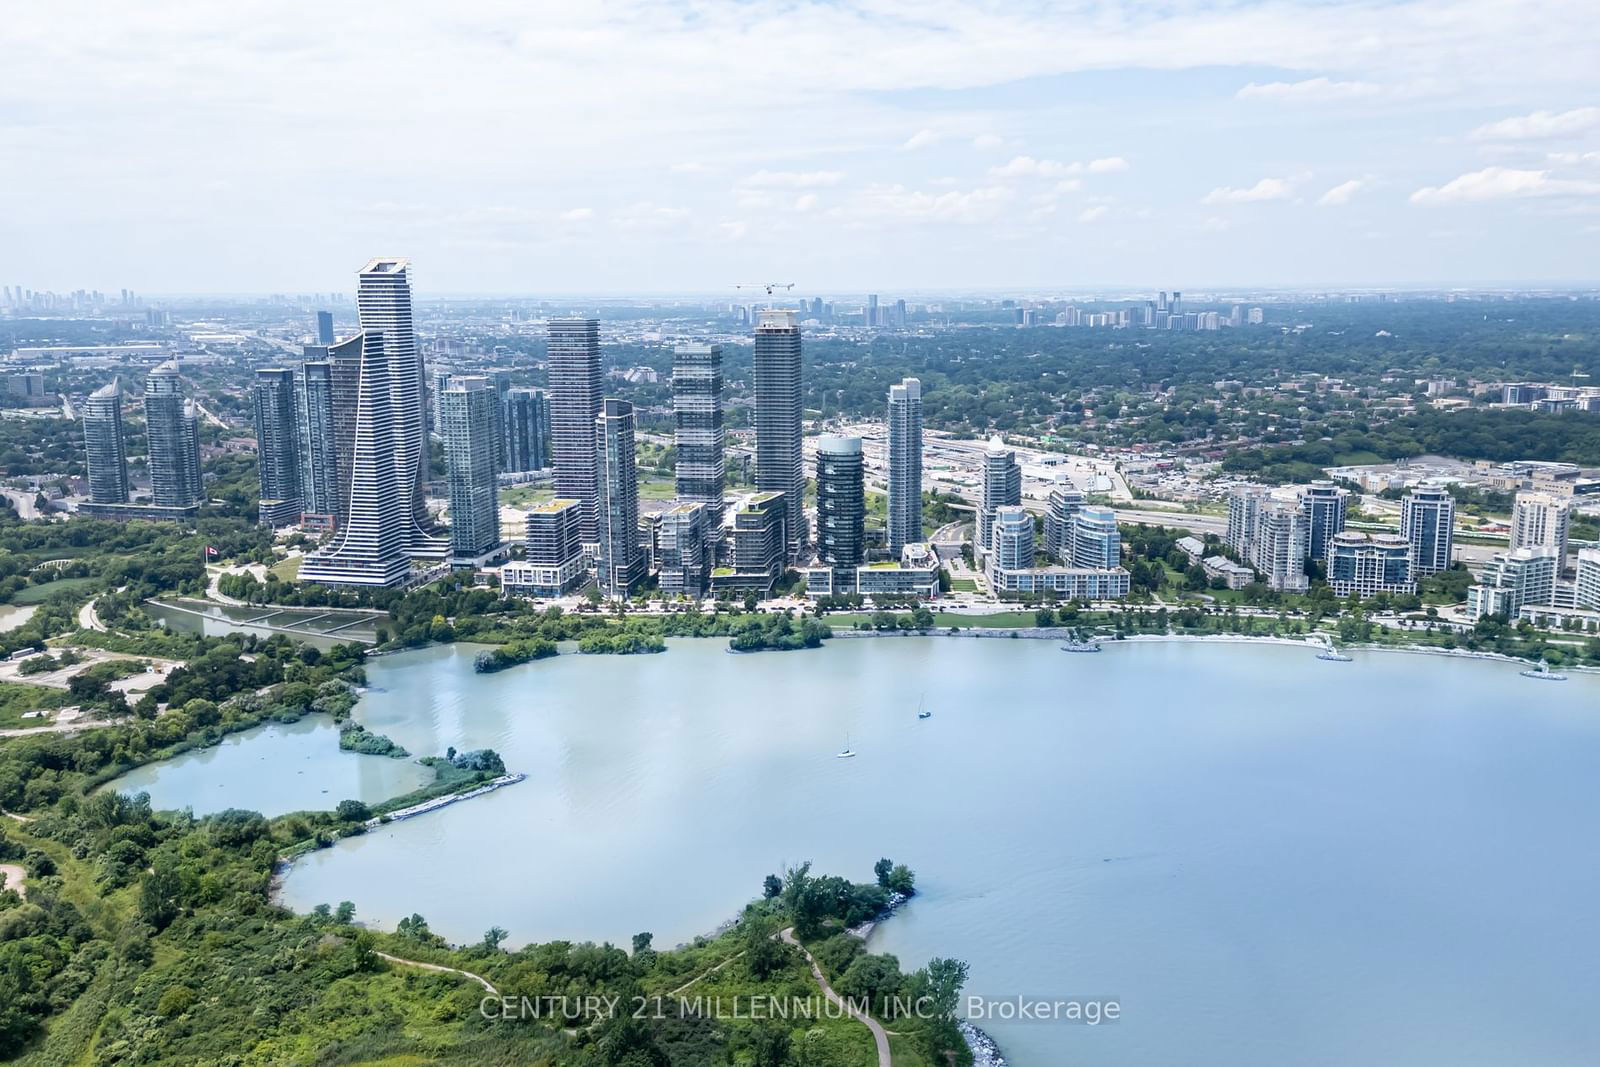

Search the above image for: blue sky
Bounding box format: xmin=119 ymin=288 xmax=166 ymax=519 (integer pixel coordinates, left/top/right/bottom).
xmin=3 ymin=0 xmax=1597 ymax=293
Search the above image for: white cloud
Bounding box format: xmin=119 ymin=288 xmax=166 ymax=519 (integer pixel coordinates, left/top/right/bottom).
xmin=1236 ymin=77 xmax=1382 ymax=102
xmin=972 ymin=134 xmax=1004 ymax=151
xmin=846 ymin=183 xmax=1013 ymax=224
xmin=1316 ymin=179 xmax=1368 ymax=206
xmin=1078 ymin=205 xmax=1109 ymax=223
xmin=1547 ymin=150 xmax=1600 ymax=167
xmin=668 ymin=161 xmax=714 ymax=175
xmin=793 ymin=193 xmax=818 ymax=212
xmin=716 ymin=220 xmax=748 ymax=241
xmin=558 ymin=207 xmax=594 ymax=222
xmin=990 ymin=155 xmax=1130 ymax=178
xmin=902 ymin=129 xmax=940 ymax=150
xmin=1201 ymin=177 xmax=1297 ymax=204
xmin=611 ymin=202 xmax=691 ymax=230
xmin=1410 ymin=166 xmax=1600 ymax=204
xmin=1054 ymin=179 xmax=1083 ymax=194
xmin=740 ymin=169 xmax=846 ymax=188
xmin=1199 ymin=216 xmax=1232 ymax=232
xmin=1470 ymin=107 xmax=1600 ymax=141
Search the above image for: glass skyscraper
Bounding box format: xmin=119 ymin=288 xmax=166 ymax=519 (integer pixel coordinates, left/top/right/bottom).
xmin=753 ymin=310 xmax=805 ymax=560
xmin=253 ymin=367 xmax=301 ymax=527
xmin=144 ymin=361 xmax=202 ymax=509
xmin=673 ymin=343 xmax=725 ymax=537
xmin=439 ymin=376 xmax=502 ymax=564
xmin=548 ymin=318 xmax=603 ymax=543
xmin=82 ymin=380 xmax=129 ymax=504
xmin=886 ymin=377 xmax=922 ymax=552
xmin=595 ymin=398 xmax=644 ymax=598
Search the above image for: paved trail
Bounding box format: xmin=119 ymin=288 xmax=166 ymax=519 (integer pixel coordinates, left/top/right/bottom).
xmin=375 ymin=951 xmax=498 ymax=995
xmin=782 ymin=927 xmax=892 ymax=1067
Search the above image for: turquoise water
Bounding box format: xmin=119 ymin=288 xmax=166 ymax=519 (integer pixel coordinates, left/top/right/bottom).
xmin=118 ymin=637 xmax=1600 ymax=1064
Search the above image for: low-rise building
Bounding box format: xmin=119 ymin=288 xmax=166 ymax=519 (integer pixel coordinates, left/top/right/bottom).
xmin=805 ymin=543 xmax=940 ymax=600
xmin=1201 ymin=555 xmax=1254 ymax=589
xmin=504 ymin=499 xmax=586 ymax=598
xmin=1466 ymin=547 xmax=1559 ymax=619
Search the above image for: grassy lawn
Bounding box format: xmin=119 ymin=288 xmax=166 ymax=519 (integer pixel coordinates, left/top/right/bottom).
xmin=10 ymin=575 xmax=99 ymax=604
xmin=501 ymin=485 xmax=555 ymax=509
xmin=269 ymin=555 xmax=302 ymax=581
xmin=640 ymin=478 xmax=677 ymax=501
xmin=0 ymin=679 xmax=75 ymax=729
xmin=948 ymin=578 xmax=978 ymax=592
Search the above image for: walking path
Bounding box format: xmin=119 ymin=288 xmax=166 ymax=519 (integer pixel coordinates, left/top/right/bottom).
xmin=781 ymin=927 xmax=891 ymax=1067
xmin=375 ymin=951 xmax=498 ymax=995
xmin=667 ymin=949 xmax=746 ymax=996
xmin=0 ymin=863 xmax=25 ymax=900
xmin=78 ymin=598 xmax=106 ymax=632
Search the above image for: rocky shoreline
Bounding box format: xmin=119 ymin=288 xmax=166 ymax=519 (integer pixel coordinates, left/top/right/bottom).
xmin=958 ymin=1019 xmax=1009 ymax=1066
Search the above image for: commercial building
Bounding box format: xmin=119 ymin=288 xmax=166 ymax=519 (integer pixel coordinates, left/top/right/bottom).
xmin=1299 ymin=481 xmax=1349 ymax=563
xmin=1466 ymin=548 xmax=1560 ymax=619
xmin=886 ymin=377 xmax=922 ymax=552
xmin=594 ymin=398 xmax=644 ymax=598
xmin=502 ymin=387 xmax=550 ymax=473
xmin=753 ymin=310 xmax=806 ymax=559
xmin=548 ymin=317 xmax=603 ymax=542
xmin=657 ymin=502 xmax=709 ymax=599
xmin=815 ymin=435 xmax=865 ymax=576
xmin=81 ymin=381 xmax=129 ymax=504
xmin=143 ymin=362 xmax=202 ymax=509
xmin=1400 ymin=485 xmax=1455 ymax=576
xmin=978 ymin=437 xmax=1021 ymax=556
xmin=252 ymin=368 xmax=301 ymax=527
xmin=502 ymin=499 xmax=587 ymax=597
xmin=439 ymin=376 xmax=504 ymax=567
xmin=1327 ymin=532 xmax=1414 ymax=598
xmin=673 ymin=343 xmax=726 ymax=539
xmin=806 ymin=542 xmax=940 ymax=600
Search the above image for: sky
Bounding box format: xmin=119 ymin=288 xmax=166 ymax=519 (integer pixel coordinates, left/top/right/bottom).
xmin=3 ymin=0 xmax=1599 ymax=294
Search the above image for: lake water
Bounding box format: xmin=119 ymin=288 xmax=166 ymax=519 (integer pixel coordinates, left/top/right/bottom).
xmin=117 ymin=637 xmax=1600 ymax=1065
xmin=110 ymin=715 xmax=431 ymax=815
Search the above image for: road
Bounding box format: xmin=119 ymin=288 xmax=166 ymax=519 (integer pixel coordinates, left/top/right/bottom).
xmin=781 ymin=927 xmax=892 ymax=1067
xmin=1113 ymin=508 xmax=1228 ymax=535
xmin=78 ymin=598 xmax=106 ymax=632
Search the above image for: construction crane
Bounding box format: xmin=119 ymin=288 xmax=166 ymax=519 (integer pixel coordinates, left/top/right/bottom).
xmin=734 ymin=282 xmax=795 ymax=296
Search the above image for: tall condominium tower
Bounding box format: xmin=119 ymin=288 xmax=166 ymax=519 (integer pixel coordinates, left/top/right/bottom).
xmin=1071 ymin=507 xmax=1122 ymax=569
xmin=315 ymin=310 xmax=334 ymax=345
xmin=299 ymin=331 xmax=411 ymax=587
xmin=815 ymin=435 xmax=865 ymax=571
xmin=978 ymin=436 xmax=1021 ymax=555
xmin=1299 ymin=480 xmax=1348 ymax=562
xmin=503 ymin=387 xmax=550 ymax=473
xmin=753 ymin=310 xmax=805 ymax=560
xmin=1400 ymin=486 xmax=1455 ymax=576
xmin=252 ymin=368 xmax=301 ymax=527
xmin=1255 ymin=499 xmax=1309 ymax=593
xmin=595 ymin=399 xmax=644 ymax=598
xmin=989 ymin=506 xmax=1036 ymax=584
xmin=886 ymin=377 xmax=923 ymax=552
xmin=295 ymin=334 xmax=362 ymax=528
xmin=673 ymin=343 xmax=726 ymax=536
xmin=1044 ymin=476 xmax=1085 ymax=563
xmin=548 ymin=318 xmax=603 ymax=542
xmin=144 ymin=362 xmax=202 ymax=509
xmin=356 ymin=258 xmax=438 ymax=555
xmin=439 ymin=376 xmax=503 ymax=565
xmin=82 ymin=380 xmax=129 ymax=504
xmin=1511 ymin=491 xmax=1571 ymax=564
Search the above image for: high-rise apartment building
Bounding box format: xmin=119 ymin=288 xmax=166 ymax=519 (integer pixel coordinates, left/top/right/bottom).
xmin=503 ymin=388 xmax=550 ymax=473
xmin=1328 ymin=532 xmax=1414 ymax=598
xmin=595 ymin=399 xmax=644 ymax=598
xmin=1070 ymin=507 xmax=1121 ymax=570
xmin=1511 ymin=491 xmax=1571 ymax=565
xmin=1226 ymin=486 xmax=1265 ymax=559
xmin=548 ymin=318 xmax=603 ymax=542
xmin=355 ymin=258 xmax=437 ymax=554
xmin=295 ymin=334 xmax=362 ymax=529
xmin=1467 ymin=548 xmax=1559 ymax=619
xmin=723 ymin=491 xmax=786 ymax=596
xmin=299 ymin=331 xmax=411 ymax=587
xmin=1400 ymin=486 xmax=1455 ymax=576
xmin=501 ymin=499 xmax=587 ymax=598
xmin=886 ymin=378 xmax=923 ymax=553
xmin=658 ymin=502 xmax=709 ymax=600
xmin=144 ymin=361 xmax=202 ymax=509
xmin=315 ymin=310 xmax=334 ymax=345
xmin=439 ymin=376 xmax=503 ymax=566
xmin=673 ymin=343 xmax=725 ymax=536
xmin=989 ymin=506 xmax=1036 ymax=583
xmin=1256 ymin=499 xmax=1310 ymax=593
xmin=1300 ymin=481 xmax=1349 ymax=562
xmin=979 ymin=437 xmax=1021 ymax=555
xmin=1044 ymin=477 xmax=1085 ymax=563
xmin=1576 ymin=547 xmax=1600 ymax=611
xmin=253 ymin=368 xmax=301 ymax=527
xmin=753 ymin=310 xmax=805 ymax=559
xmin=815 ymin=435 xmax=865 ymax=572
xmin=82 ymin=381 xmax=129 ymax=504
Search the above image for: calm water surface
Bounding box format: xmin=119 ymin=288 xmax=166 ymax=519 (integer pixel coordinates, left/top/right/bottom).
xmin=120 ymin=637 xmax=1600 ymax=1065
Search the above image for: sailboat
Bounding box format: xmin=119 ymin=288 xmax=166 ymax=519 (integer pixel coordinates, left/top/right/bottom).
xmin=836 ymin=733 xmax=857 ymax=758
xmin=917 ymin=693 xmax=932 ymax=720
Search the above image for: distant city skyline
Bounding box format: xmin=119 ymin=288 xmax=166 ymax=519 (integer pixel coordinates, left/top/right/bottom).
xmin=4 ymin=3 xmax=1598 ymax=292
